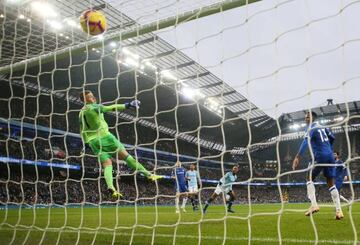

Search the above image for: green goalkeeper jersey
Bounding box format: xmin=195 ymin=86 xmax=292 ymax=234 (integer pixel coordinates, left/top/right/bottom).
xmin=79 ymin=103 xmax=126 ymax=143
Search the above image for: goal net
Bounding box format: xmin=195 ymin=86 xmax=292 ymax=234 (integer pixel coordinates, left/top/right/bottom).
xmin=0 ymin=0 xmax=359 ymax=244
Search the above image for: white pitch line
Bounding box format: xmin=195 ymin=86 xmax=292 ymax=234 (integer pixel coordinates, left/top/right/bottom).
xmin=0 ymin=227 xmax=356 ymax=244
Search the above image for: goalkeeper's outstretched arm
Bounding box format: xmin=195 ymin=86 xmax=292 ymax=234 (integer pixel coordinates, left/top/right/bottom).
xmin=101 ymin=100 xmax=141 ymax=112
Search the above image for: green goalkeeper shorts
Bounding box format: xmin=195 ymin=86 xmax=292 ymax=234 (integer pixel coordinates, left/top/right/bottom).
xmin=88 ymin=133 xmax=126 ymax=163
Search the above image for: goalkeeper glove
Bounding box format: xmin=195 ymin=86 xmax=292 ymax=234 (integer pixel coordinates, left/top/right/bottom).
xmin=125 ymin=100 xmax=141 ymax=109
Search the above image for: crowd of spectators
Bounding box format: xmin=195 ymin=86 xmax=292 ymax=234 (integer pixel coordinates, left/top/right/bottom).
xmin=1 ymin=167 xmax=359 ymax=207
xmin=0 ymin=83 xmax=360 ymax=208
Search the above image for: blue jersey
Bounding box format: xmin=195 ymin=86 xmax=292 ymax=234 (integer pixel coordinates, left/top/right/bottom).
xmin=186 ymin=170 xmax=199 ymax=187
xmin=172 ymin=167 xmax=186 ymax=187
xmin=336 ymin=160 xmax=347 ymax=178
xmin=335 ymin=159 xmax=348 ymax=190
xmin=298 ymin=122 xmax=335 ymax=162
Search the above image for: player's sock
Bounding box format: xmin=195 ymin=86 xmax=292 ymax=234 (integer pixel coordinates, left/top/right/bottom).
xmin=340 ymin=195 xmax=349 ymax=203
xmin=203 ymin=199 xmax=212 ymax=211
xmin=306 ymin=181 xmax=318 ymax=207
xmin=227 ymin=201 xmax=233 ymax=210
xmin=329 ymin=185 xmax=341 ymax=212
xmin=181 ymin=197 xmax=188 ymax=209
xmin=124 ymin=155 xmax=151 ymax=177
xmin=190 ymin=197 xmax=195 ymax=207
xmin=104 ymin=165 xmax=115 ymax=191
xmin=175 ymin=196 xmax=180 ymax=210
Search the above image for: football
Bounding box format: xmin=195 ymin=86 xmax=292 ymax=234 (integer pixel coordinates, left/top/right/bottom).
xmin=79 ymin=10 xmax=107 ymax=36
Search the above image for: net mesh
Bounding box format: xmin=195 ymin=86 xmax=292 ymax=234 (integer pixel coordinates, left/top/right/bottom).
xmin=0 ymin=0 xmax=359 ymax=244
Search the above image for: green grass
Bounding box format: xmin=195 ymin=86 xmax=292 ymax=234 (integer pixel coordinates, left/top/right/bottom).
xmin=0 ymin=203 xmax=359 ymax=245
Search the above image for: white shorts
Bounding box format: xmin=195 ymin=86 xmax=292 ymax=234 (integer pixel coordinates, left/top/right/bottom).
xmin=188 ymin=186 xmax=198 ymax=193
xmin=214 ymin=184 xmax=231 ymax=195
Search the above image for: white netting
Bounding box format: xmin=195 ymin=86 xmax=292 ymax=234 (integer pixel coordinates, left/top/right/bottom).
xmin=0 ymin=0 xmax=359 ymax=244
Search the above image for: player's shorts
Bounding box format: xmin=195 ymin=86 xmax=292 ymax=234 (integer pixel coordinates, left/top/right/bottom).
xmin=309 ymin=155 xmax=336 ymax=179
xmin=188 ymin=186 xmax=198 ymax=193
xmin=335 ymin=177 xmax=345 ymax=191
xmin=88 ymin=133 xmax=125 ymax=163
xmin=176 ymin=183 xmax=188 ymax=193
xmin=214 ymin=182 xmax=232 ymax=195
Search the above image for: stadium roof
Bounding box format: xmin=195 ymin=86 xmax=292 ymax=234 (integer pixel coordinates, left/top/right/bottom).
xmin=0 ymin=0 xmax=272 ymax=128
xmin=280 ymin=100 xmax=360 ymax=129
xmin=147 ymin=0 xmax=360 ymax=118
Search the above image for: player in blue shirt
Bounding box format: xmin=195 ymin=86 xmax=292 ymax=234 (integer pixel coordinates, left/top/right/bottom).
xmin=185 ymin=163 xmax=201 ymax=211
xmin=172 ymin=161 xmax=188 ymax=213
xmin=334 ymin=151 xmax=350 ymax=203
xmin=292 ymin=111 xmax=343 ymax=220
xmin=203 ymin=165 xmax=239 ymax=214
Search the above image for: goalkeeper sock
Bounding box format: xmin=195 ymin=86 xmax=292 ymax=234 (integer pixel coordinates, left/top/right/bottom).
xmin=104 ymin=165 xmax=115 ymax=191
xmin=329 ymin=185 xmax=341 ymax=212
xmin=181 ymin=197 xmax=188 ymax=208
xmin=124 ymin=155 xmax=151 ymax=177
xmin=306 ymin=181 xmax=318 ymax=207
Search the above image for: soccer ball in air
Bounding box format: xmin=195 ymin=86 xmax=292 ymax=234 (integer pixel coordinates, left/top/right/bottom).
xmin=80 ymin=10 xmax=107 ymax=36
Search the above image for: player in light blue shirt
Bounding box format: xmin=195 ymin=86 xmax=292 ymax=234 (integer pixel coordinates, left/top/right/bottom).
xmin=292 ymin=111 xmax=343 ymax=220
xmin=185 ymin=163 xmax=201 ymax=211
xmin=203 ymin=165 xmax=239 ymax=214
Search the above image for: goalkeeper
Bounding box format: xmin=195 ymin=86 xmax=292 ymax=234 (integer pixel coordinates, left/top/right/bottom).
xmin=79 ymin=90 xmax=162 ymax=198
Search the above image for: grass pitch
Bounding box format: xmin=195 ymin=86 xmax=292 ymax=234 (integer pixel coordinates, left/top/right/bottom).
xmin=0 ymin=202 xmax=359 ymax=245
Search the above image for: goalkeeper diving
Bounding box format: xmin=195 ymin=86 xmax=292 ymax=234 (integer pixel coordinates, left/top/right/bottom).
xmin=79 ymin=90 xmax=163 ymax=199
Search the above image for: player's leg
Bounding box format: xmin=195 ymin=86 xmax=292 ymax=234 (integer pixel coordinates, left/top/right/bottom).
xmin=226 ymin=191 xmax=236 ymax=213
xmin=117 ymin=149 xmax=162 ymax=181
xmin=181 ymin=193 xmax=188 ymax=212
xmin=335 ymin=177 xmax=350 ymax=203
xmin=191 ymin=193 xmax=199 ymax=211
xmin=101 ymin=158 xmax=122 ymax=199
xmin=339 ymin=195 xmax=350 ymax=203
xmin=189 ymin=186 xmax=199 ymax=211
xmin=177 ymin=185 xmax=188 ymax=212
xmin=203 ymin=186 xmax=220 ymax=213
xmin=325 ymin=168 xmax=343 ymax=220
xmin=305 ymin=165 xmax=321 ymax=216
xmin=175 ymin=192 xmax=181 ymax=213
xmin=89 ymin=136 xmax=122 ymax=199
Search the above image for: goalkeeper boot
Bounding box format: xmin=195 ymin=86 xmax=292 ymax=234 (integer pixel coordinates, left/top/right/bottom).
xmin=148 ymin=174 xmax=163 ymax=181
xmin=109 ymin=188 xmax=123 ymax=199
xmin=181 ymin=207 xmax=187 ymax=213
xmin=335 ymin=210 xmax=344 ymax=220
xmin=305 ymin=206 xmax=320 ymax=216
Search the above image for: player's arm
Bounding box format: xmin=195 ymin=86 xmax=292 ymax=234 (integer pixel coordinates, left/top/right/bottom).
xmin=183 ymin=169 xmax=187 ymax=182
xmin=101 ymin=100 xmax=141 ymax=113
xmin=325 ymin=128 xmax=335 ymax=146
xmin=293 ymin=131 xmax=312 ymax=170
xmin=185 ymin=171 xmax=190 ymax=181
xmin=344 ymin=165 xmax=349 ymax=181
